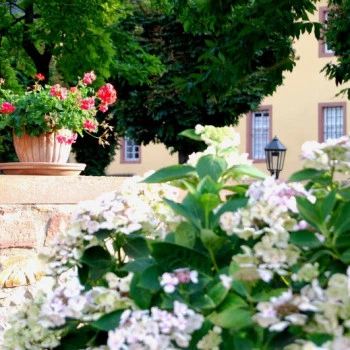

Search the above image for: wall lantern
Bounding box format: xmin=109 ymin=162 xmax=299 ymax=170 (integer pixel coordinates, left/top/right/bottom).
xmin=264 ymin=136 xmax=287 ymax=179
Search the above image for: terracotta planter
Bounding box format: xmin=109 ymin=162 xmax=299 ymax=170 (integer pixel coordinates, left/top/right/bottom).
xmin=13 ymin=130 xmax=73 ymax=163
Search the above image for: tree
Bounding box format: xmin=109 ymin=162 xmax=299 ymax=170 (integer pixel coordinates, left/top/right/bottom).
xmin=114 ymin=0 xmax=323 ymax=162
xmin=0 ymin=0 xmax=164 ymax=174
xmin=322 ymin=0 xmax=350 ymax=98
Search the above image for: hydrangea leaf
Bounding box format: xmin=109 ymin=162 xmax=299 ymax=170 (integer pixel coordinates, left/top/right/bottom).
xmin=148 ymin=241 xmax=211 ymax=275
xmin=91 ymin=310 xmax=123 ymax=331
xmin=175 ymin=221 xmax=196 ymax=248
xmin=207 ymin=307 xmax=252 ymax=329
xmin=142 ymin=165 xmax=196 ymax=183
xmin=288 ymin=168 xmax=327 ymax=182
xmin=289 ymin=230 xmax=323 ymax=248
xmin=196 ymin=154 xmax=227 ymax=182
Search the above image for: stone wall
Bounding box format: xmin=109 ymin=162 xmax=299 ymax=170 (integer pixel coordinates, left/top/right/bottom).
xmin=0 ymin=175 xmax=129 ymax=340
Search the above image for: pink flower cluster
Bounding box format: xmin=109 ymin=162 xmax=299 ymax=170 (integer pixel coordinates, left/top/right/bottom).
xmin=160 ymin=268 xmax=199 ymax=293
xmin=0 ymin=102 xmax=16 ymax=114
xmin=97 ymin=83 xmax=117 ymax=112
xmin=83 ymin=119 xmax=99 ymax=132
xmin=107 ymin=301 xmax=204 ymax=349
xmin=56 ymin=129 xmax=78 ymax=144
xmin=49 ymin=84 xmax=68 ymax=100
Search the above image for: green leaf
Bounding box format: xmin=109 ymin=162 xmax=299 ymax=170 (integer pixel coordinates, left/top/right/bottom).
xmin=122 ymin=258 xmax=156 ymax=273
xmin=289 ymin=230 xmax=323 ymax=248
xmin=138 ymin=265 xmax=162 ymax=292
xmin=191 ymin=294 xmax=216 ymax=309
xmin=80 ymin=246 xmax=112 ymax=268
xmin=288 ymin=168 xmax=327 ymax=183
xmin=207 ymin=307 xmax=252 ymax=329
xmin=338 ymin=187 xmax=350 ymax=200
xmin=340 ymin=249 xmax=350 ymax=263
xmin=56 ymin=326 xmax=94 ymax=350
xmin=130 ymin=273 xmax=152 ymax=309
xmin=207 ymin=282 xmax=229 ymax=306
xmin=200 ymin=229 xmax=227 ymax=252
xmin=296 ymin=196 xmax=324 ymax=233
xmin=199 ymin=193 xmax=221 ymax=213
xmin=335 ymin=234 xmax=350 ymax=248
xmin=123 ymin=235 xmax=150 ymax=259
xmin=196 ymin=154 xmax=227 ymax=182
xmin=148 ymin=241 xmax=211 ymax=274
xmin=174 ymin=221 xmax=196 ymax=248
xmin=252 ymin=288 xmax=289 ymax=302
xmin=163 ymin=197 xmax=203 ymax=229
xmin=197 ymin=176 xmax=221 ymax=195
xmin=307 ymin=333 xmax=333 ymax=346
xmin=320 ymin=190 xmax=336 ymax=219
xmin=179 ymin=129 xmax=202 ymax=141
xmin=142 ymin=164 xmax=196 ymax=183
xmin=214 ymin=197 xmax=248 ymax=217
xmin=91 ymin=310 xmax=123 ymax=331
xmin=227 ymin=164 xmax=267 ymax=179
xmin=333 ymin=202 xmax=350 ymax=236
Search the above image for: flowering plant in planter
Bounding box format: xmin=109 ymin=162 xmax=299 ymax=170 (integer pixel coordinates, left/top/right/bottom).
xmin=0 ymin=71 xmax=117 ymax=145
xmin=3 ymin=125 xmax=350 ymax=349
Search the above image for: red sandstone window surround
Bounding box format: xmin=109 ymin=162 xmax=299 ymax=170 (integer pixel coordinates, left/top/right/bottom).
xmin=120 ymin=137 xmax=141 ymax=164
xmin=319 ymin=6 xmax=335 ymax=58
xmin=318 ymin=102 xmax=346 ymax=142
xmin=246 ymin=105 xmax=272 ymax=163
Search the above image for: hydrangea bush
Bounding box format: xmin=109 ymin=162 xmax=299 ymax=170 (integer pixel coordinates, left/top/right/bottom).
xmin=3 ymin=125 xmax=350 ymax=349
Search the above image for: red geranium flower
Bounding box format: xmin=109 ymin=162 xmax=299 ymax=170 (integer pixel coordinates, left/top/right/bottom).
xmin=35 ymin=73 xmax=45 ymax=81
xmin=83 ymin=71 xmax=96 ymax=85
xmin=83 ymin=119 xmax=99 ymax=132
xmin=97 ymin=83 xmax=117 ymax=106
xmin=80 ymin=98 xmax=95 ymax=111
xmin=0 ymin=102 xmax=16 ymax=114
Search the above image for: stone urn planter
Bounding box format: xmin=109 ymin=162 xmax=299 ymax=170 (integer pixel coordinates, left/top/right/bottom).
xmin=0 ymin=130 xmax=86 ymax=175
xmin=12 ymin=130 xmax=73 ymax=163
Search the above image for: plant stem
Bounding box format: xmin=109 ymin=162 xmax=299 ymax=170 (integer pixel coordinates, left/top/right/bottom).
xmin=208 ymin=247 xmax=219 ymax=272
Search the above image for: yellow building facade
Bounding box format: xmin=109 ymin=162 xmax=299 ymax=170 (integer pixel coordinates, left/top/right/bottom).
xmin=107 ymin=0 xmax=349 ymax=180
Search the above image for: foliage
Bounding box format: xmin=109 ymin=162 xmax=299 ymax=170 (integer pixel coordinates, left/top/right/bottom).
xmin=322 ymin=0 xmax=350 ymax=98
xmin=0 ymin=72 xmax=117 ymax=148
xmin=3 ymin=125 xmax=350 ymax=349
xmin=0 ymin=0 xmax=164 ymax=173
xmin=72 ymin=111 xmax=120 ymax=176
xmin=114 ymin=0 xmax=323 ymax=160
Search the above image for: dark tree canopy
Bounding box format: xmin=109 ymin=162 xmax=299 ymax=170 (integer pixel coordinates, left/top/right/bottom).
xmin=1 ymin=0 xmax=349 ymax=171
xmin=322 ymin=0 xmax=350 ymax=98
xmin=113 ymin=0 xmax=322 ymax=161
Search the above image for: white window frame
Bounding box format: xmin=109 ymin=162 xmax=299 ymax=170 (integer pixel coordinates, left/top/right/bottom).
xmin=121 ymin=137 xmax=141 ymax=163
xmin=247 ymin=106 xmax=272 ymax=161
xmin=318 ymin=103 xmax=346 ymax=142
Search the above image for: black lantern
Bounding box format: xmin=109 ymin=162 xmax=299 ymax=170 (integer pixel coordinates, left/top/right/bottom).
xmin=264 ymin=136 xmax=287 ymax=179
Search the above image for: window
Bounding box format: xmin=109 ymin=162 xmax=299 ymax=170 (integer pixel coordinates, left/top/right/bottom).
xmin=319 ymin=7 xmax=335 ymax=57
xmin=120 ymin=137 xmax=141 ymax=163
xmin=318 ymin=102 xmax=346 ymax=142
xmin=247 ymin=106 xmax=272 ymax=161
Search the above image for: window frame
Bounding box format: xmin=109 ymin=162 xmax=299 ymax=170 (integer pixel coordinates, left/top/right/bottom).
xmin=318 ymin=102 xmax=346 ymax=142
xmin=246 ymin=105 xmax=272 ymax=163
xmin=120 ymin=137 xmax=141 ymax=164
xmin=319 ymin=6 xmax=335 ymax=58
